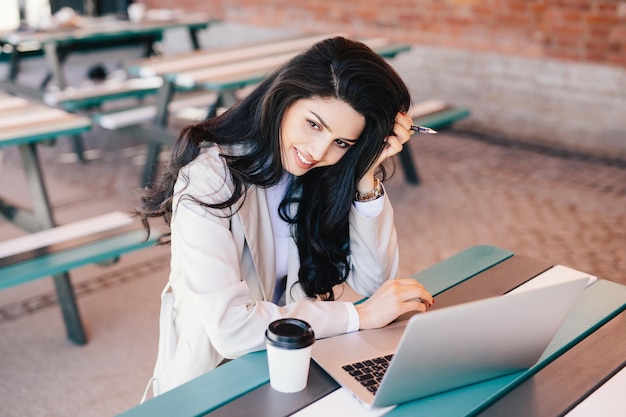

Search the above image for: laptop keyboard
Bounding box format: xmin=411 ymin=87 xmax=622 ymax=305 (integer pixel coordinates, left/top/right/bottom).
xmin=341 ymin=354 xmax=394 ymax=393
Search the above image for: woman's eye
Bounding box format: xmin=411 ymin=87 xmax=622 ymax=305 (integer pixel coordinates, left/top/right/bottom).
xmin=307 ymin=120 xmax=320 ymax=130
xmin=335 ymin=139 xmax=350 ymax=149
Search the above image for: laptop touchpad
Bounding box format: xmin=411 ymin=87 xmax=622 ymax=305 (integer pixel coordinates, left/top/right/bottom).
xmin=358 ymin=324 xmax=406 ymax=353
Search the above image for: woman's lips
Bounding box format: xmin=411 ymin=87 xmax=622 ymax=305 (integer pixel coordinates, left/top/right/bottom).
xmin=294 ymin=147 xmax=316 ymax=169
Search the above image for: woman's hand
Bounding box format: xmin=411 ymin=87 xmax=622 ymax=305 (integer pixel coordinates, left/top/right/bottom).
xmin=354 ymin=278 xmax=434 ymax=330
xmin=357 ymin=112 xmax=415 ymax=192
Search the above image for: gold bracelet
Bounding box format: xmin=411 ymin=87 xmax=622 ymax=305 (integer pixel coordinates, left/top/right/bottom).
xmin=355 ymin=178 xmax=384 ymax=202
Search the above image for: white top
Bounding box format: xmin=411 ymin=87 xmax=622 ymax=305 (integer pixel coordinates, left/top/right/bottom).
xmin=266 ymin=174 xmax=385 ymax=332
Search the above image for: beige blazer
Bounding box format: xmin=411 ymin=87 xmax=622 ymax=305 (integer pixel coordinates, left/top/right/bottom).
xmin=150 ymin=145 xmax=399 ymax=396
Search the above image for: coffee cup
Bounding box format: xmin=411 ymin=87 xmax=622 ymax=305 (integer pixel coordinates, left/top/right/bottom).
xmin=265 ymin=318 xmax=315 ymax=393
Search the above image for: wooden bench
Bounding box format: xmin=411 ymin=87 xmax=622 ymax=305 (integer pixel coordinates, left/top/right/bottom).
xmin=92 ymin=90 xmax=218 ymax=130
xmin=43 ymin=76 xmax=164 ymax=111
xmin=42 ymin=78 xmax=218 ymax=160
xmin=0 ymin=94 xmax=91 ymax=144
xmin=0 ymin=211 xmax=159 ymax=345
xmin=40 ymin=77 xmax=165 ymax=160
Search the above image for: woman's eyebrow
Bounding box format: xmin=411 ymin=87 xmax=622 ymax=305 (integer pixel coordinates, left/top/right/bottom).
xmin=310 ymin=111 xmax=333 ymax=132
xmin=310 ymin=110 xmax=359 ymax=143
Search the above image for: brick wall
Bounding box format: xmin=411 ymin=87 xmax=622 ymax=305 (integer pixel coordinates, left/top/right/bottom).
xmin=143 ymin=0 xmax=626 ymax=159
xmin=146 ymin=0 xmax=626 ymax=66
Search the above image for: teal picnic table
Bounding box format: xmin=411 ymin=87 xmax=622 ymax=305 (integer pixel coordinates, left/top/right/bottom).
xmin=0 ymin=93 xmax=160 ymax=344
xmin=0 ymin=12 xmax=216 ymax=95
xmin=117 ymin=245 xmax=626 ymax=417
xmin=0 ymin=93 xmax=92 ymax=343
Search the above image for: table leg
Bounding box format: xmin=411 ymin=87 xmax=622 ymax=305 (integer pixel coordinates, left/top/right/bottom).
xmin=53 ymin=273 xmax=88 ymax=345
xmin=207 ymin=90 xmax=237 ymax=118
xmin=70 ymin=134 xmax=86 ymax=163
xmin=188 ymin=28 xmax=201 ymax=50
xmin=398 ymin=142 xmax=421 ymax=185
xmin=43 ymin=42 xmax=67 ymax=90
xmin=18 ymin=143 xmax=56 ymax=231
xmin=8 ymin=47 xmax=21 ymax=81
xmin=142 ymin=79 xmax=176 ymax=187
xmin=19 ymin=143 xmax=87 ymax=345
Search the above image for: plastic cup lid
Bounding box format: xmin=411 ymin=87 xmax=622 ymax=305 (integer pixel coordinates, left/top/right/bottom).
xmin=265 ymin=318 xmax=315 ymax=349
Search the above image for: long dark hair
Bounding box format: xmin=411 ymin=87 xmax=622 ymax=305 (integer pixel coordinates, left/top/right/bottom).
xmin=139 ymin=36 xmax=411 ymax=300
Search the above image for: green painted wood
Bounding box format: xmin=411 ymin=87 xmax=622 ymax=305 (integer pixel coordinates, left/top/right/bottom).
xmin=117 ymin=351 xmax=270 ymax=417
xmin=387 ymin=279 xmax=626 ymax=416
xmin=0 ymin=124 xmax=91 ymax=148
xmin=412 ymin=245 xmax=514 ymax=295
xmin=414 ymin=107 xmax=471 ymax=129
xmin=59 ymin=89 xmax=161 ymax=112
xmin=0 ymin=230 xmax=157 ymax=289
xmin=375 ymin=43 xmax=412 ymax=58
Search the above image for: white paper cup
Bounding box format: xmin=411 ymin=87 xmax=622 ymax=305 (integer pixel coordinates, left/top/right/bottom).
xmin=265 ymin=318 xmax=315 ymax=393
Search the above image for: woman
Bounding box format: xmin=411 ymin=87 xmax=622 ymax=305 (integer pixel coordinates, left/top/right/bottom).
xmin=139 ymin=36 xmax=434 ymax=397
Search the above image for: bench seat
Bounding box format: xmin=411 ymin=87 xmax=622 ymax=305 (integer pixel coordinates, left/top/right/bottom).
xmin=0 ymin=211 xmax=159 ymax=344
xmin=409 ymin=100 xmax=471 ymax=130
xmin=93 ymin=91 xmax=218 ymax=130
xmin=0 ymin=211 xmax=157 ymax=288
xmin=0 ymin=94 xmax=91 ymax=145
xmin=43 ymin=77 xmax=164 ymax=112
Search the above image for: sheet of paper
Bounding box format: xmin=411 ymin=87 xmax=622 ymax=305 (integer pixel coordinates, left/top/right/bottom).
xmin=507 ymin=264 xmax=597 ymax=294
xmin=291 ymin=388 xmax=395 ymax=417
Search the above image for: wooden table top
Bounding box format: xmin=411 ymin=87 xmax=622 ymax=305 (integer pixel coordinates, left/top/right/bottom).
xmin=0 ymin=94 xmax=91 ymax=145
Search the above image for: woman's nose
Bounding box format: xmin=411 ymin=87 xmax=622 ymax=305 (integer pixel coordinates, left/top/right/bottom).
xmin=309 ymin=138 xmax=332 ymax=162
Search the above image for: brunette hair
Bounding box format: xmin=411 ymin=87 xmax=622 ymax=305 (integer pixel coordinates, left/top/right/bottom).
xmin=139 ymin=36 xmax=411 ymax=299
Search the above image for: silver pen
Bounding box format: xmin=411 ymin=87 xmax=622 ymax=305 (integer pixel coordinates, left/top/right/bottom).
xmin=411 ymin=125 xmax=438 ymax=134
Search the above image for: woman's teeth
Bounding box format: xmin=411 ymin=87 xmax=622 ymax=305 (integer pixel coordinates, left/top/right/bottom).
xmin=296 ymin=149 xmax=314 ymax=165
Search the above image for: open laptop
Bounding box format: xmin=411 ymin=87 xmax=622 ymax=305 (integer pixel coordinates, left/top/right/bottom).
xmin=311 ymin=273 xmax=592 ymax=408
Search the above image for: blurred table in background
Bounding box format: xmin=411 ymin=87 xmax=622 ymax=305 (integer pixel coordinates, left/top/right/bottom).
xmin=0 ymin=92 xmax=92 ymax=344
xmin=0 ymin=92 xmax=91 ymax=231
xmin=0 ymin=12 xmax=216 ymax=94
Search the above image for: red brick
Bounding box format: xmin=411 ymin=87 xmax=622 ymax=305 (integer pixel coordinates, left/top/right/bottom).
xmin=609 ymin=26 xmax=626 ymax=42
xmin=140 ymin=0 xmax=625 ymax=67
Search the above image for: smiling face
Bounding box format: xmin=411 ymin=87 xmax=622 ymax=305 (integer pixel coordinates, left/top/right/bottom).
xmin=279 ymin=97 xmax=366 ymax=176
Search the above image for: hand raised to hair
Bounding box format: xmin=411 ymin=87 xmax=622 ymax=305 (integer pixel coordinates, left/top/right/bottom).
xmin=357 ymin=112 xmax=414 ymax=192
xmin=355 ymin=278 xmax=434 ymax=330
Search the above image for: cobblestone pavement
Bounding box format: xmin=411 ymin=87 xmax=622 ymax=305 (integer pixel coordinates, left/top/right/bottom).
xmin=387 ymin=130 xmax=625 ymax=286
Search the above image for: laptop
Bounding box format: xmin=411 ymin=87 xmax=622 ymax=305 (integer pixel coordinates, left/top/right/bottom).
xmin=311 ymin=273 xmax=592 ymax=408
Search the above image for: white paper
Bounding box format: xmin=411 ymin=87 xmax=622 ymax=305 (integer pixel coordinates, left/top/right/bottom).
xmin=507 ymin=264 xmax=597 ymax=294
xmin=291 ymin=388 xmax=394 ymax=417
